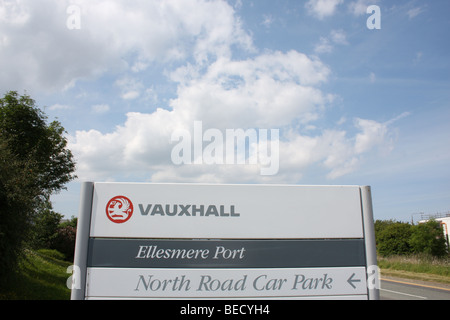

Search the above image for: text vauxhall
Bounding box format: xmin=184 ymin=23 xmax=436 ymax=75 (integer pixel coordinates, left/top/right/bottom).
xmin=139 ymin=203 xmax=240 ymax=217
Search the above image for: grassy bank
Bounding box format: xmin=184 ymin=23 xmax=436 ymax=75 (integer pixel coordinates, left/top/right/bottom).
xmin=378 ymin=254 xmax=450 ymax=284
xmin=0 ymin=249 xmax=72 ymax=300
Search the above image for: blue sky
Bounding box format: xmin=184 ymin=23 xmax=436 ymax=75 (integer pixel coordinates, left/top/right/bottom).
xmin=1 ymin=0 xmax=449 ymax=222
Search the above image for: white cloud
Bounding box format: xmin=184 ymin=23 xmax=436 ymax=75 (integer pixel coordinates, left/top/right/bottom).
xmin=330 ymin=29 xmax=348 ymax=45
xmin=314 ymin=37 xmax=333 ymax=54
xmin=0 ymin=0 xmax=253 ymax=93
xmin=3 ymin=0 xmax=403 ymax=184
xmin=91 ymin=104 xmax=110 ymax=114
xmin=233 ymin=0 xmax=243 ymax=10
xmin=284 ymin=114 xmax=399 ymax=181
xmin=69 ymin=47 xmax=399 ymax=183
xmin=70 ymin=50 xmax=333 ymax=180
xmin=348 ymin=0 xmax=380 ymax=16
xmin=305 ymin=0 xmax=343 ymax=20
xmin=0 ymin=0 xmax=31 ymax=25
xmin=353 ymin=112 xmax=411 ymax=158
xmin=115 ymin=77 xmax=144 ymax=101
xmin=314 ymin=30 xmax=348 ymax=54
xmin=385 ymin=112 xmax=411 ymax=126
xmin=49 ymin=103 xmax=72 ymax=111
xmin=170 ymin=51 xmax=332 ymax=129
xmin=261 ymin=14 xmax=274 ymax=28
xmin=407 ymin=6 xmax=426 ymax=19
xmin=354 ymin=118 xmax=389 ymax=154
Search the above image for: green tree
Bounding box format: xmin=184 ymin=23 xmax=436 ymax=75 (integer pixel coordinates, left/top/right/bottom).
xmin=53 ymin=223 xmax=77 ymax=262
xmin=0 ymin=91 xmax=76 ymax=196
xmin=0 ymin=91 xmax=76 ymax=283
xmin=375 ymin=220 xmax=414 ymax=256
xmin=31 ymin=200 xmax=63 ymax=250
xmin=54 ymin=216 xmax=77 ymax=261
xmin=0 ymin=138 xmax=40 ymax=283
xmin=410 ymin=220 xmax=447 ymax=258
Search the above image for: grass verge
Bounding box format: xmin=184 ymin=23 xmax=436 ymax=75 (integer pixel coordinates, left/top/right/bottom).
xmin=0 ymin=249 xmax=72 ymax=300
xmin=378 ymin=254 xmax=450 ymax=284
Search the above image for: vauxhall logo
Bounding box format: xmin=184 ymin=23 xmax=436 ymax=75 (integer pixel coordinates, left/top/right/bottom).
xmin=106 ymin=196 xmax=134 ymax=224
xmin=106 ymin=196 xmax=240 ymax=224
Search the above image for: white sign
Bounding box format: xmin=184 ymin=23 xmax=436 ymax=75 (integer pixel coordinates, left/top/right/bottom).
xmin=71 ymin=183 xmax=379 ymax=300
xmin=89 ymin=183 xmax=364 ymax=239
xmin=86 ymin=267 xmax=367 ymax=299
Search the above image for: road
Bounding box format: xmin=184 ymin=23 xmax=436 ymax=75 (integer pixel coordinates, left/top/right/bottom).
xmin=380 ymin=276 xmax=450 ymax=300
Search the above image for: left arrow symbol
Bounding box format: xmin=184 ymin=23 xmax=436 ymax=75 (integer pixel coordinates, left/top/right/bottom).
xmin=347 ymin=273 xmax=361 ymax=289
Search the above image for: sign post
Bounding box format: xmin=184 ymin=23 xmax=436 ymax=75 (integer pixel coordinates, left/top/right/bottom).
xmin=71 ymin=182 xmax=379 ymax=300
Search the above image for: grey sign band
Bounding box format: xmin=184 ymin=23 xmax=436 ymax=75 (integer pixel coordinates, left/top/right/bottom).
xmin=87 ymin=238 xmax=366 ymax=269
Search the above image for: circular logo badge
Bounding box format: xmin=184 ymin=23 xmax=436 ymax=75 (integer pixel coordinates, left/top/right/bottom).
xmin=106 ymin=196 xmax=134 ymax=224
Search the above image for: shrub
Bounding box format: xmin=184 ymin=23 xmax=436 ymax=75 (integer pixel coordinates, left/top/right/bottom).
xmin=375 ymin=220 xmax=413 ymax=256
xmin=31 ymin=203 xmax=63 ymax=250
xmin=410 ymin=220 xmax=447 ymax=258
xmin=52 ymin=225 xmax=76 ymax=262
xmin=375 ymin=219 xmax=449 ymax=258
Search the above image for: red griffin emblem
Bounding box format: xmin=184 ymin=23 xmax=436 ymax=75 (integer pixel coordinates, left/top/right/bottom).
xmin=106 ymin=196 xmax=134 ymax=224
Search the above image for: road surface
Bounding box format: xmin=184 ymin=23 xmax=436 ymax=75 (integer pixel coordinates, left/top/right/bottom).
xmin=380 ymin=276 xmax=450 ymax=300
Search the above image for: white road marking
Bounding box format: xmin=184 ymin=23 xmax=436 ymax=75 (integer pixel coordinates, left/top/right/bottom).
xmin=380 ymin=288 xmax=427 ymax=300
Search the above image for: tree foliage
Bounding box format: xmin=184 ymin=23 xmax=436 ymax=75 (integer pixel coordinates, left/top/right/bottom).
xmin=0 ymin=91 xmax=76 ymax=196
xmin=0 ymin=138 xmax=39 ymax=281
xmin=31 ymin=209 xmax=77 ymax=262
xmin=375 ymin=220 xmax=413 ymax=256
xmin=375 ymin=219 xmax=448 ymax=258
xmin=31 ymin=201 xmax=63 ymax=250
xmin=52 ymin=218 xmax=77 ymax=262
xmin=410 ymin=220 xmax=447 ymax=257
xmin=0 ymin=91 xmax=76 ymax=283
